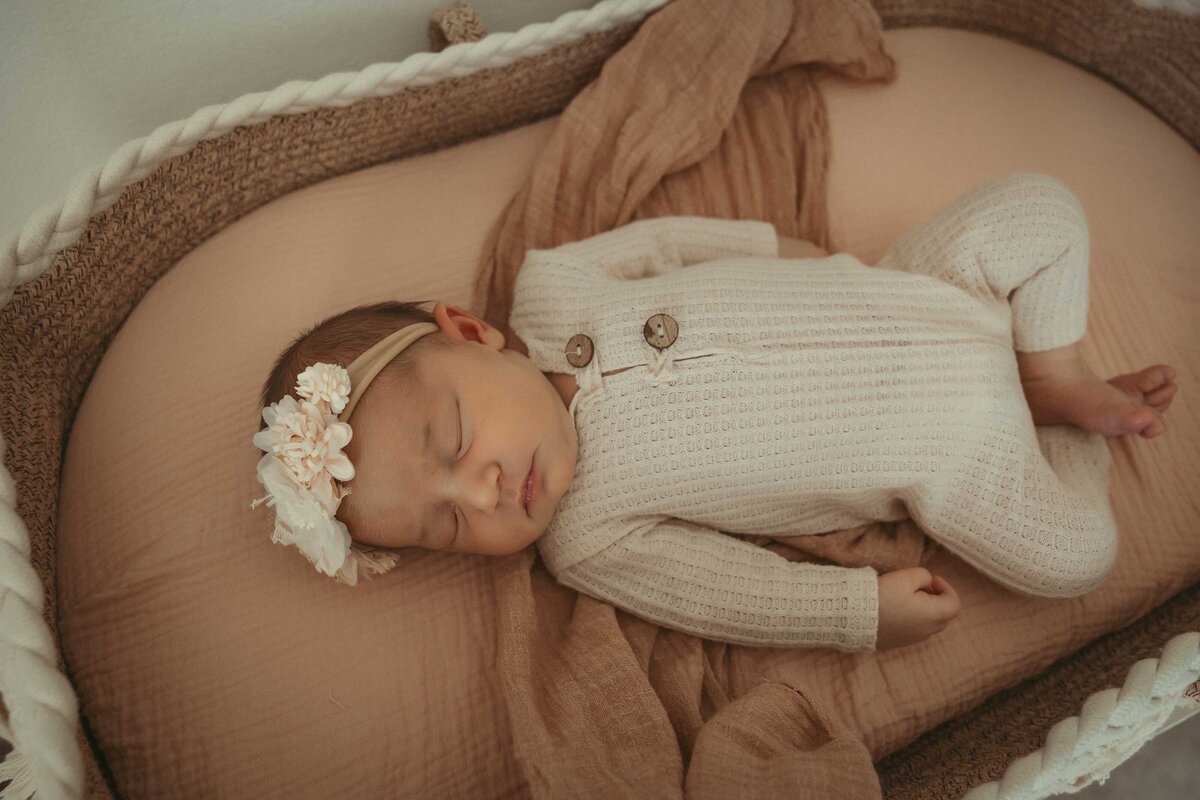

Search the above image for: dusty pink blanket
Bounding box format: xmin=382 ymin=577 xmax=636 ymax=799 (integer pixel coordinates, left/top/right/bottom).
xmin=471 ymin=0 xmax=902 ymax=796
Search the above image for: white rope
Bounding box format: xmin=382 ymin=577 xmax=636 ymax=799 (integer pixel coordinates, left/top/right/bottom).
xmin=963 ymin=632 xmax=1200 ymax=799
xmin=0 ymin=0 xmax=673 ymax=308
xmin=0 ymin=2 xmax=672 ymax=798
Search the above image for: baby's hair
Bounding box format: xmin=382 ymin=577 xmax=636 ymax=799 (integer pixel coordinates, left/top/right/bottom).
xmin=258 ymin=299 xmax=454 ymax=549
xmin=258 ymin=299 xmax=447 ymax=414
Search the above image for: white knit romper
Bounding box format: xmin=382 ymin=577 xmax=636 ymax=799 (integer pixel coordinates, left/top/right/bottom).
xmin=509 ymin=171 xmax=1117 ymax=652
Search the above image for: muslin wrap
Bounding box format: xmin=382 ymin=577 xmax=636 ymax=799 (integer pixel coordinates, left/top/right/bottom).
xmin=472 ymin=1 xmax=913 ymax=795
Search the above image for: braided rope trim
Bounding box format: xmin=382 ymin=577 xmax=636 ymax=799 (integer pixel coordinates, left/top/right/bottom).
xmin=0 ymin=2 xmax=671 ymax=798
xmin=0 ymin=0 xmax=672 ymax=308
xmin=963 ymin=632 xmax=1200 ymax=799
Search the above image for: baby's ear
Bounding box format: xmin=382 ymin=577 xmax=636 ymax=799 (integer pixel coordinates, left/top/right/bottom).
xmin=433 ymin=303 xmax=505 ymax=349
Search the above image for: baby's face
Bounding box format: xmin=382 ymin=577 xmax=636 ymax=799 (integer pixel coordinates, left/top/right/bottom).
xmin=341 ymin=303 xmax=578 ymax=556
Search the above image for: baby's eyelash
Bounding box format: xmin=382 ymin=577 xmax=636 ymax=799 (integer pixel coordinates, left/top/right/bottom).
xmin=456 ymin=398 xmax=465 ymax=460
xmin=448 ymin=399 xmax=464 ymax=538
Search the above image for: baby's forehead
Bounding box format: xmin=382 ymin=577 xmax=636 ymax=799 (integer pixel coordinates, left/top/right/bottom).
xmin=347 ymin=338 xmax=471 ymax=455
xmin=352 ymin=371 xmax=438 ymax=459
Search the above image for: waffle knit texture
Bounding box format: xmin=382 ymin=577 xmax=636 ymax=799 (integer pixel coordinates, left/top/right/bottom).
xmin=509 ymin=172 xmax=1118 ymax=652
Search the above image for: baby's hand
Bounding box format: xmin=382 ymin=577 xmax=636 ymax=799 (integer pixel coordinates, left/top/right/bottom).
xmin=876 ymin=567 xmax=960 ymax=651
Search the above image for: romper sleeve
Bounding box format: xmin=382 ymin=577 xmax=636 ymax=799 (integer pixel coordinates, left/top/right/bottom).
xmin=554 ymin=518 xmax=879 ymax=652
xmin=527 ymin=215 xmax=780 ymax=281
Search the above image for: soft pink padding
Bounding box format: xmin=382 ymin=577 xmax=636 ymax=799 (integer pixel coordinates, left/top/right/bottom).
xmin=56 ymin=28 xmax=1200 ymax=797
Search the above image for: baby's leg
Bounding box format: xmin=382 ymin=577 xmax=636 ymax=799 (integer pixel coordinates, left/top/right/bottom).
xmin=877 ymin=173 xmax=1120 ymax=597
xmin=901 ymin=423 xmax=1119 ymax=599
xmin=876 ymin=171 xmax=1088 ymax=352
xmin=878 ymin=171 xmax=1175 ymax=438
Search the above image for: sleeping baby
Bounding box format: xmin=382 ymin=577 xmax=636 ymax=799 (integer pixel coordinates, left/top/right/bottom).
xmin=251 ymin=171 xmax=1177 ymax=652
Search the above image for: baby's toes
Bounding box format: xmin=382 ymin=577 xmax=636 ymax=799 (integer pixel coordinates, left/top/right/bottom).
xmin=1139 ymin=410 xmax=1167 ymax=439
xmin=1144 ymin=381 xmax=1177 ymax=412
xmin=1135 ymin=365 xmax=1173 ymax=394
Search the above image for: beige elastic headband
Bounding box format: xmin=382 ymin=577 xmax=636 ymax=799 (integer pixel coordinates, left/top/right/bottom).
xmin=337 ymin=321 xmax=440 ymax=423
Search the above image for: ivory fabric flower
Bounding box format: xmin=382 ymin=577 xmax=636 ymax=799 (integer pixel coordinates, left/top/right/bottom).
xmin=252 ymin=394 xmax=355 ymax=494
xmin=269 ymin=510 xmax=353 ymax=577
xmin=254 ymin=456 xmax=334 ymax=529
xmin=295 ymin=363 xmax=352 ymax=415
xmin=251 ymin=454 xmax=351 ymax=578
xmin=250 ymin=361 xmax=360 ymax=581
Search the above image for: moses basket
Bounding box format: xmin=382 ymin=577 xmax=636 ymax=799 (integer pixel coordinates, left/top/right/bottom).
xmin=1 ymin=1 xmax=1198 ymax=798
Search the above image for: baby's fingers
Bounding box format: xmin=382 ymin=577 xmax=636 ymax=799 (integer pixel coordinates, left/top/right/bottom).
xmin=926 ymin=575 xmax=961 ymax=620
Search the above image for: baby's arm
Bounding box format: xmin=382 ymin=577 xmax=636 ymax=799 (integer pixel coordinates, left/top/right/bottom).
xmin=555 ymin=519 xmax=879 ymax=652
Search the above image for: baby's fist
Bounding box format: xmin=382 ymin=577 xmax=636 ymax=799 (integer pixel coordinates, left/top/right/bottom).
xmin=876 ymin=567 xmax=960 ymax=651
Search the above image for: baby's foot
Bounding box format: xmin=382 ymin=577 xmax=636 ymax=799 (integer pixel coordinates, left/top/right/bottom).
xmin=1107 ymin=365 xmax=1178 ymax=437
xmin=1018 ymin=349 xmax=1176 ymax=439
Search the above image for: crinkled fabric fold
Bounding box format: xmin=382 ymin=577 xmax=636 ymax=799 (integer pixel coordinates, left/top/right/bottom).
xmin=476 ymin=1 xmax=901 ymax=797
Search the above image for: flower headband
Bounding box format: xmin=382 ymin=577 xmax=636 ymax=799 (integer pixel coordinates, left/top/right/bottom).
xmin=250 ymin=321 xmax=440 ymax=586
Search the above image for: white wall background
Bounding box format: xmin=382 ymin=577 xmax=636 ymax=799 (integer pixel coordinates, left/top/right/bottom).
xmin=0 ymin=0 xmax=597 ymax=239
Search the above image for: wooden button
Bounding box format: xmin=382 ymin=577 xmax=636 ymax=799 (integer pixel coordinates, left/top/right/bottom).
xmin=565 ymin=334 xmax=594 ymax=368
xmin=642 ymin=313 xmax=679 ymax=350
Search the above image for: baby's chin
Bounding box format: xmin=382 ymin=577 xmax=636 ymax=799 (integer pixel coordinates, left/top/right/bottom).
xmin=468 ymin=533 xmax=541 ymax=557
xmin=520 ymin=515 xmax=553 ymax=551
